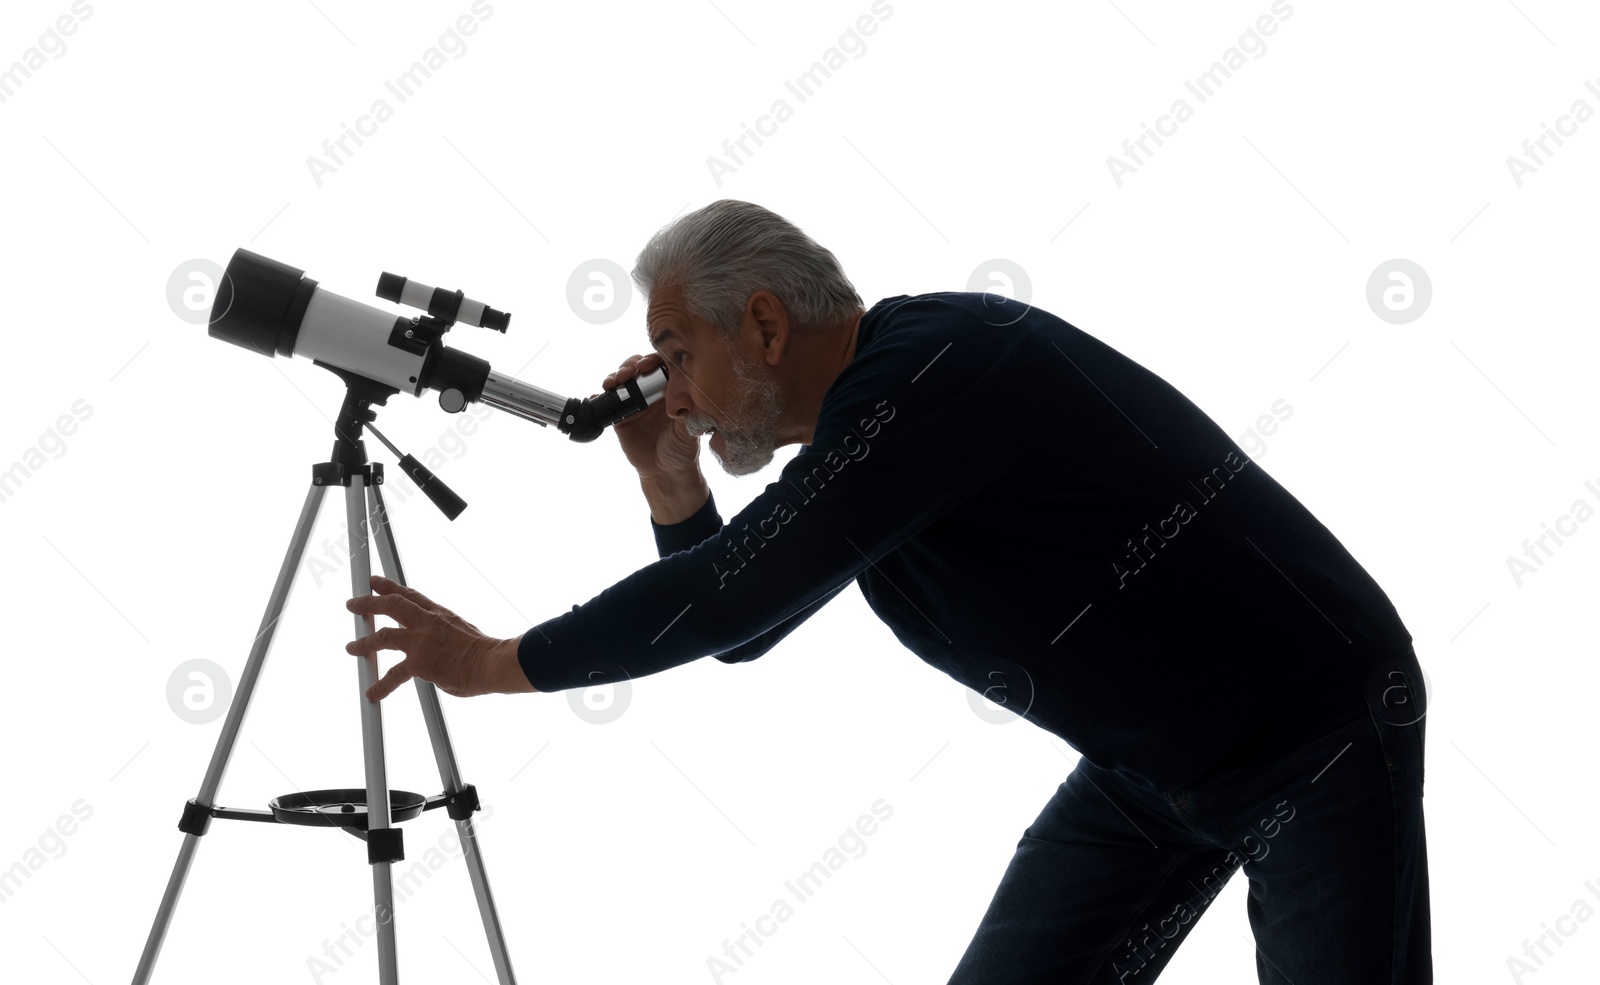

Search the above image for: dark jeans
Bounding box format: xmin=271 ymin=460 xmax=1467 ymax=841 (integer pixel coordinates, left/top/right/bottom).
xmin=947 ymin=649 xmax=1431 ymax=984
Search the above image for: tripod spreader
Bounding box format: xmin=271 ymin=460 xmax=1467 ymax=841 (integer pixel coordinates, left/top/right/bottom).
xmin=175 ymin=784 xmax=483 ymax=865
xmin=178 ymin=783 xmax=481 ymax=834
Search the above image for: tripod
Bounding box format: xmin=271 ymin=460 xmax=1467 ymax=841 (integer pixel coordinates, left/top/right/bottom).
xmin=132 ymin=374 xmax=516 ymax=984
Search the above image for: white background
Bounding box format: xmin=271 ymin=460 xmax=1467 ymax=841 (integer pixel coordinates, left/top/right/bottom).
xmin=2 ymin=1 xmax=1597 ymax=982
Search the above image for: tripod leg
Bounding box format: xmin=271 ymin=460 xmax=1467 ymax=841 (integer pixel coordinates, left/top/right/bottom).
xmin=348 ymin=474 xmax=400 ymax=985
xmin=133 ymin=482 xmax=329 ymax=985
xmin=368 ymin=481 xmax=518 ymax=985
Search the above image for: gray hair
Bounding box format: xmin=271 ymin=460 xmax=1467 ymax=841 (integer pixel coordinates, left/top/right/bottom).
xmin=631 ymin=199 xmax=863 ymax=342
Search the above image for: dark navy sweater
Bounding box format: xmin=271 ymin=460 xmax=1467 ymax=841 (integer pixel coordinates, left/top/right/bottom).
xmin=517 ymin=292 xmax=1414 ymax=790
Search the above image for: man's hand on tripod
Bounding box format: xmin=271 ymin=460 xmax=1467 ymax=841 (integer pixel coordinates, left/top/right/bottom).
xmin=345 ymin=575 xmax=536 ymax=701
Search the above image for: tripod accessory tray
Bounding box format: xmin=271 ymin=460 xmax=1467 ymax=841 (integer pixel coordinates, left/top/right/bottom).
xmin=270 ymin=788 xmax=426 ymax=829
xmin=173 ymin=783 xmax=483 ymax=866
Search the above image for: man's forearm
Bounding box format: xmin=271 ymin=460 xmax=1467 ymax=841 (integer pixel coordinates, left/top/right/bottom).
xmin=641 ymin=468 xmax=711 ymax=525
xmin=495 ymin=471 xmax=707 ymax=698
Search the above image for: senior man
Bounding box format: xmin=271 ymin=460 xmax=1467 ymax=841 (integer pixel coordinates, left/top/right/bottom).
xmin=346 ymin=199 xmax=1431 ymax=983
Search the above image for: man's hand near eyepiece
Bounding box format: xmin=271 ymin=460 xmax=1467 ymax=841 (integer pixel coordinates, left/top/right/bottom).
xmin=604 ymin=352 xmax=710 ymax=525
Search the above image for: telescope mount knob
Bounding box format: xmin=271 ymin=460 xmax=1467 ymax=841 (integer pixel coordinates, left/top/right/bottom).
xmin=439 ymin=388 xmax=467 ymax=413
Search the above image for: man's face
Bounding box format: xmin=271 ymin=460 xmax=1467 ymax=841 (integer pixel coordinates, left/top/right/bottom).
xmin=647 ymin=287 xmax=785 ymax=476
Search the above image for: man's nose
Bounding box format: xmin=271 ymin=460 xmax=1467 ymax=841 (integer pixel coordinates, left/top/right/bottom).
xmin=663 ymin=377 xmax=693 ymax=420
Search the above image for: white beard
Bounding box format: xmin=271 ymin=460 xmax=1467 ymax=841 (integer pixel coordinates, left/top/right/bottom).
xmin=685 ymin=346 xmax=785 ymax=476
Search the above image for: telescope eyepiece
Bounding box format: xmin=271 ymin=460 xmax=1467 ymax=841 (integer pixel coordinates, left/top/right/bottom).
xmin=479 ymin=306 xmax=510 ymax=333
xmin=557 ymin=365 xmax=669 ymax=442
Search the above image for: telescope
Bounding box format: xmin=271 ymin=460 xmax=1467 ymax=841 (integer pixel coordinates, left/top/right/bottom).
xmin=207 ymin=248 xmax=667 ymax=441
xmin=134 ymin=247 xmax=667 ymax=982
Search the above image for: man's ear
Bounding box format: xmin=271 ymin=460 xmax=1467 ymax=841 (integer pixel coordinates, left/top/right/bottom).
xmin=745 ymin=291 xmax=789 ymax=367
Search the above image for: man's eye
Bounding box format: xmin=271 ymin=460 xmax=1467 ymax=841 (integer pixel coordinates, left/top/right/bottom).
xmin=673 ymin=351 xmax=687 ymax=366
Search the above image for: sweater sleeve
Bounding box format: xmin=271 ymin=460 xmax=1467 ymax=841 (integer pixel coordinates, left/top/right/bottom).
xmin=515 ymin=300 xmax=1025 ymax=693
xmin=648 ymin=488 xmax=853 ymax=665
xmin=651 ymin=488 xmax=723 ymax=558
